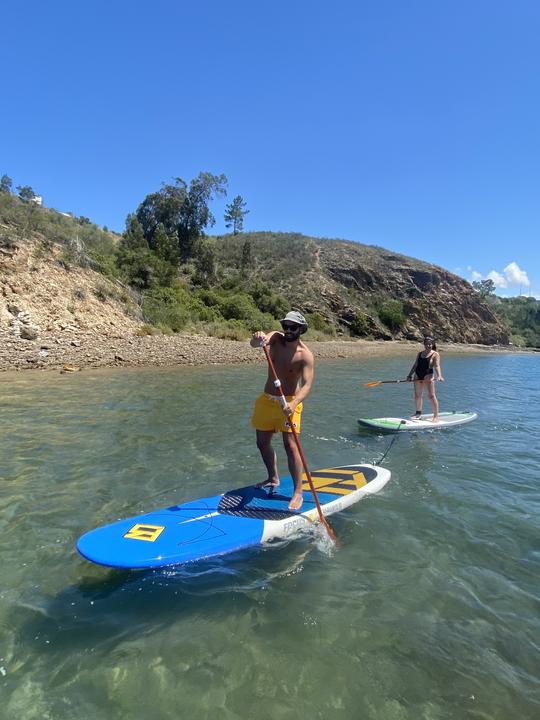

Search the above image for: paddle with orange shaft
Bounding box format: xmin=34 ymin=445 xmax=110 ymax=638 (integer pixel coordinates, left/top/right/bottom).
xmin=363 ymin=378 xmax=412 ymax=388
xmin=261 ymin=343 xmax=339 ymax=546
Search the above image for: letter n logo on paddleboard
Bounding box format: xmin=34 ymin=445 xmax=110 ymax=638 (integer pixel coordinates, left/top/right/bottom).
xmin=124 ymin=523 xmax=165 ymax=542
xmin=301 ymin=468 xmax=367 ymax=495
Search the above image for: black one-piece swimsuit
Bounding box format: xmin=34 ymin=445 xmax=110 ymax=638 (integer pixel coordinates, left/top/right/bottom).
xmin=415 ymin=353 xmax=434 ymax=380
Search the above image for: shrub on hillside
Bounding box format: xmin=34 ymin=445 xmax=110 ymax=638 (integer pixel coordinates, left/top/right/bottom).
xmin=217 ymin=293 xmax=275 ymax=331
xmin=219 ymin=293 xmax=257 ymax=321
xmin=377 ymin=299 xmax=406 ymax=332
xmin=510 ymin=334 xmax=527 ymax=347
xmin=305 ymin=311 xmax=336 ymax=336
xmin=249 ymin=281 xmax=289 ymax=319
xmin=350 ymin=311 xmax=371 ymax=336
xmin=88 ymin=251 xmax=120 ymax=280
xmin=195 ymin=288 xmax=222 ymax=308
xmin=197 ymin=319 xmax=250 ymax=340
xmin=142 ymin=290 xmax=189 ymax=332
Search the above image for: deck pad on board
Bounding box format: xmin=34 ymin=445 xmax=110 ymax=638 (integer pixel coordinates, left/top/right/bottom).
xmin=77 ymin=464 xmax=390 ymax=569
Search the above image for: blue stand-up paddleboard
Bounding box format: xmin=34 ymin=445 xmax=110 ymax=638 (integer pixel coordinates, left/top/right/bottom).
xmin=77 ymin=464 xmax=391 ymax=569
xmin=358 ymin=410 xmax=478 ymax=432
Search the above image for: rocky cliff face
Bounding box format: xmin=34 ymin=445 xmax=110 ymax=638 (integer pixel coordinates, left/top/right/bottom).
xmin=221 ymin=233 xmax=510 ymax=344
xmin=0 ymin=237 xmax=142 ymax=346
xmin=316 ymin=240 xmax=508 ymax=343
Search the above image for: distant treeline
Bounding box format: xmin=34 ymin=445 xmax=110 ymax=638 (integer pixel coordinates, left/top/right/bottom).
xmin=472 ymin=279 xmax=539 ymax=347
xmin=488 ymin=296 xmax=540 ymax=348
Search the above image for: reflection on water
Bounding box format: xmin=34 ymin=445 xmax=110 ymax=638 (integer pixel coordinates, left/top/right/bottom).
xmin=0 ymin=354 xmax=539 ymax=719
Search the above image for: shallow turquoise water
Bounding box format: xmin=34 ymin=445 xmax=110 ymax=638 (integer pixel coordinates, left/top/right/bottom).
xmin=0 ymin=352 xmax=539 ymax=719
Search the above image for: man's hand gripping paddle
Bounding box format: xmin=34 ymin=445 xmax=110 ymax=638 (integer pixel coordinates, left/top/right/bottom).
xmin=261 ymin=343 xmax=339 ymax=546
xmin=363 ymin=378 xmax=413 ymax=388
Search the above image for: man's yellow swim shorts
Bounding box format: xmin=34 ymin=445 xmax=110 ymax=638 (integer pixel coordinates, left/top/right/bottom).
xmin=251 ymin=393 xmax=303 ymax=433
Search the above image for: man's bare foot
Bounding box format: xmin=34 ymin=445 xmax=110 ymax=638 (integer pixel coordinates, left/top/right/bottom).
xmin=255 ymin=479 xmax=280 ymax=490
xmin=288 ymin=493 xmax=303 ymax=511
xmin=432 ymin=417 xmax=439 ymax=423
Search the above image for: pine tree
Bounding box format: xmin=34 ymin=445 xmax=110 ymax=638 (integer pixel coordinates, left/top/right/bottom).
xmin=224 ymin=195 xmax=249 ymax=234
xmin=0 ymin=175 xmax=13 ymax=194
xmin=121 ymin=214 xmax=148 ymax=250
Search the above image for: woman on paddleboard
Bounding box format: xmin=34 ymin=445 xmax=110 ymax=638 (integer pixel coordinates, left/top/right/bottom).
xmin=407 ymin=336 xmax=444 ymax=422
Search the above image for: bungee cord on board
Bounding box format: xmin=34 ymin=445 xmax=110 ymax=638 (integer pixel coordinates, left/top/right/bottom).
xmin=375 ymin=420 xmax=406 ymax=464
xmin=304 ymin=419 xmax=406 ymax=468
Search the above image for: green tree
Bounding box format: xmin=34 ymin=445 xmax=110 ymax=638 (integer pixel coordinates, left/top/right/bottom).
xmin=135 ymin=172 xmax=228 ymax=262
xmin=240 ymin=238 xmax=252 ymax=271
xmin=193 ymin=237 xmax=217 ymax=287
xmin=116 ymin=216 xmax=175 ymax=288
xmin=0 ymin=175 xmax=12 ymax=194
xmin=116 ymin=247 xmax=175 ymax=290
xmin=472 ymin=278 xmax=496 ymax=298
xmin=121 ymin=214 xmax=148 ymax=250
xmin=17 ymin=185 xmax=36 ymax=202
xmin=153 ymin=223 xmax=177 ymax=264
xmin=224 ymin=195 xmax=249 ymax=234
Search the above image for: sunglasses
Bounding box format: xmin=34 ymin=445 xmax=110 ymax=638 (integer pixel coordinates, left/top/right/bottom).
xmin=281 ymin=323 xmax=301 ymax=331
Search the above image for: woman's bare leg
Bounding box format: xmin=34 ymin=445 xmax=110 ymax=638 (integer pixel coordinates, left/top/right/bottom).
xmin=426 ymin=378 xmax=439 ymax=421
xmin=412 ymin=380 xmax=424 ymax=417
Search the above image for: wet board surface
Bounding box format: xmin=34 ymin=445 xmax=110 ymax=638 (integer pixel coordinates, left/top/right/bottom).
xmin=77 ymin=463 xmax=391 ymax=569
xmin=358 ymin=411 xmax=478 ymax=432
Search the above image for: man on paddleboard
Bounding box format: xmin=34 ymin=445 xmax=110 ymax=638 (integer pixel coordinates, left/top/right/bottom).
xmin=250 ymin=311 xmax=314 ymax=510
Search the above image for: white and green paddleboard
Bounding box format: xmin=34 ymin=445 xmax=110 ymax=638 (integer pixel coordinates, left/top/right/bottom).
xmin=358 ymin=411 xmax=478 ymax=432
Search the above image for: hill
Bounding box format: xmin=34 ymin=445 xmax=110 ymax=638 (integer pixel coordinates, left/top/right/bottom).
xmin=215 ymin=232 xmax=509 ymax=344
xmin=1 ymin=191 xmax=512 ymax=368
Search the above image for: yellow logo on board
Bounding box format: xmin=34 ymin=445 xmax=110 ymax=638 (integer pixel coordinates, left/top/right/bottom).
xmin=301 ymin=469 xmax=367 ymax=495
xmin=124 ymin=523 xmax=165 ymax=542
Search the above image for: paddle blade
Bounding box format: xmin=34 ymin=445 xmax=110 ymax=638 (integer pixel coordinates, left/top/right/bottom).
xmin=324 ymin=522 xmax=341 ymax=547
xmin=363 ymin=381 xmax=382 ymax=388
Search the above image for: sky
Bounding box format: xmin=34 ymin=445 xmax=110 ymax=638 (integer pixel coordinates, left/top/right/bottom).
xmin=2 ymin=1 xmax=539 ymax=297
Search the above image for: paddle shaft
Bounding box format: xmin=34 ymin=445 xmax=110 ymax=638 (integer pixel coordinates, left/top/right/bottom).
xmin=364 ymin=378 xmax=413 ymax=388
xmin=261 ymin=344 xmax=337 ymax=543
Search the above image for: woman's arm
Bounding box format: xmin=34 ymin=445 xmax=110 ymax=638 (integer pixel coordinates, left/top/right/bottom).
xmin=433 ymin=352 xmax=444 ymax=381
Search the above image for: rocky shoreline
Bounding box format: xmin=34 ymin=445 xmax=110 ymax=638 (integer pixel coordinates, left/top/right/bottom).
xmin=0 ymin=330 xmax=527 ymax=374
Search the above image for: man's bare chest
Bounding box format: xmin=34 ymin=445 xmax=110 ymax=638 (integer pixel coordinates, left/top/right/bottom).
xmin=271 ymin=348 xmax=304 ymax=376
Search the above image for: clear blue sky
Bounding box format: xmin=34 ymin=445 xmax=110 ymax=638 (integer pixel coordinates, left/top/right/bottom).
xmin=2 ymin=1 xmax=539 ymax=297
